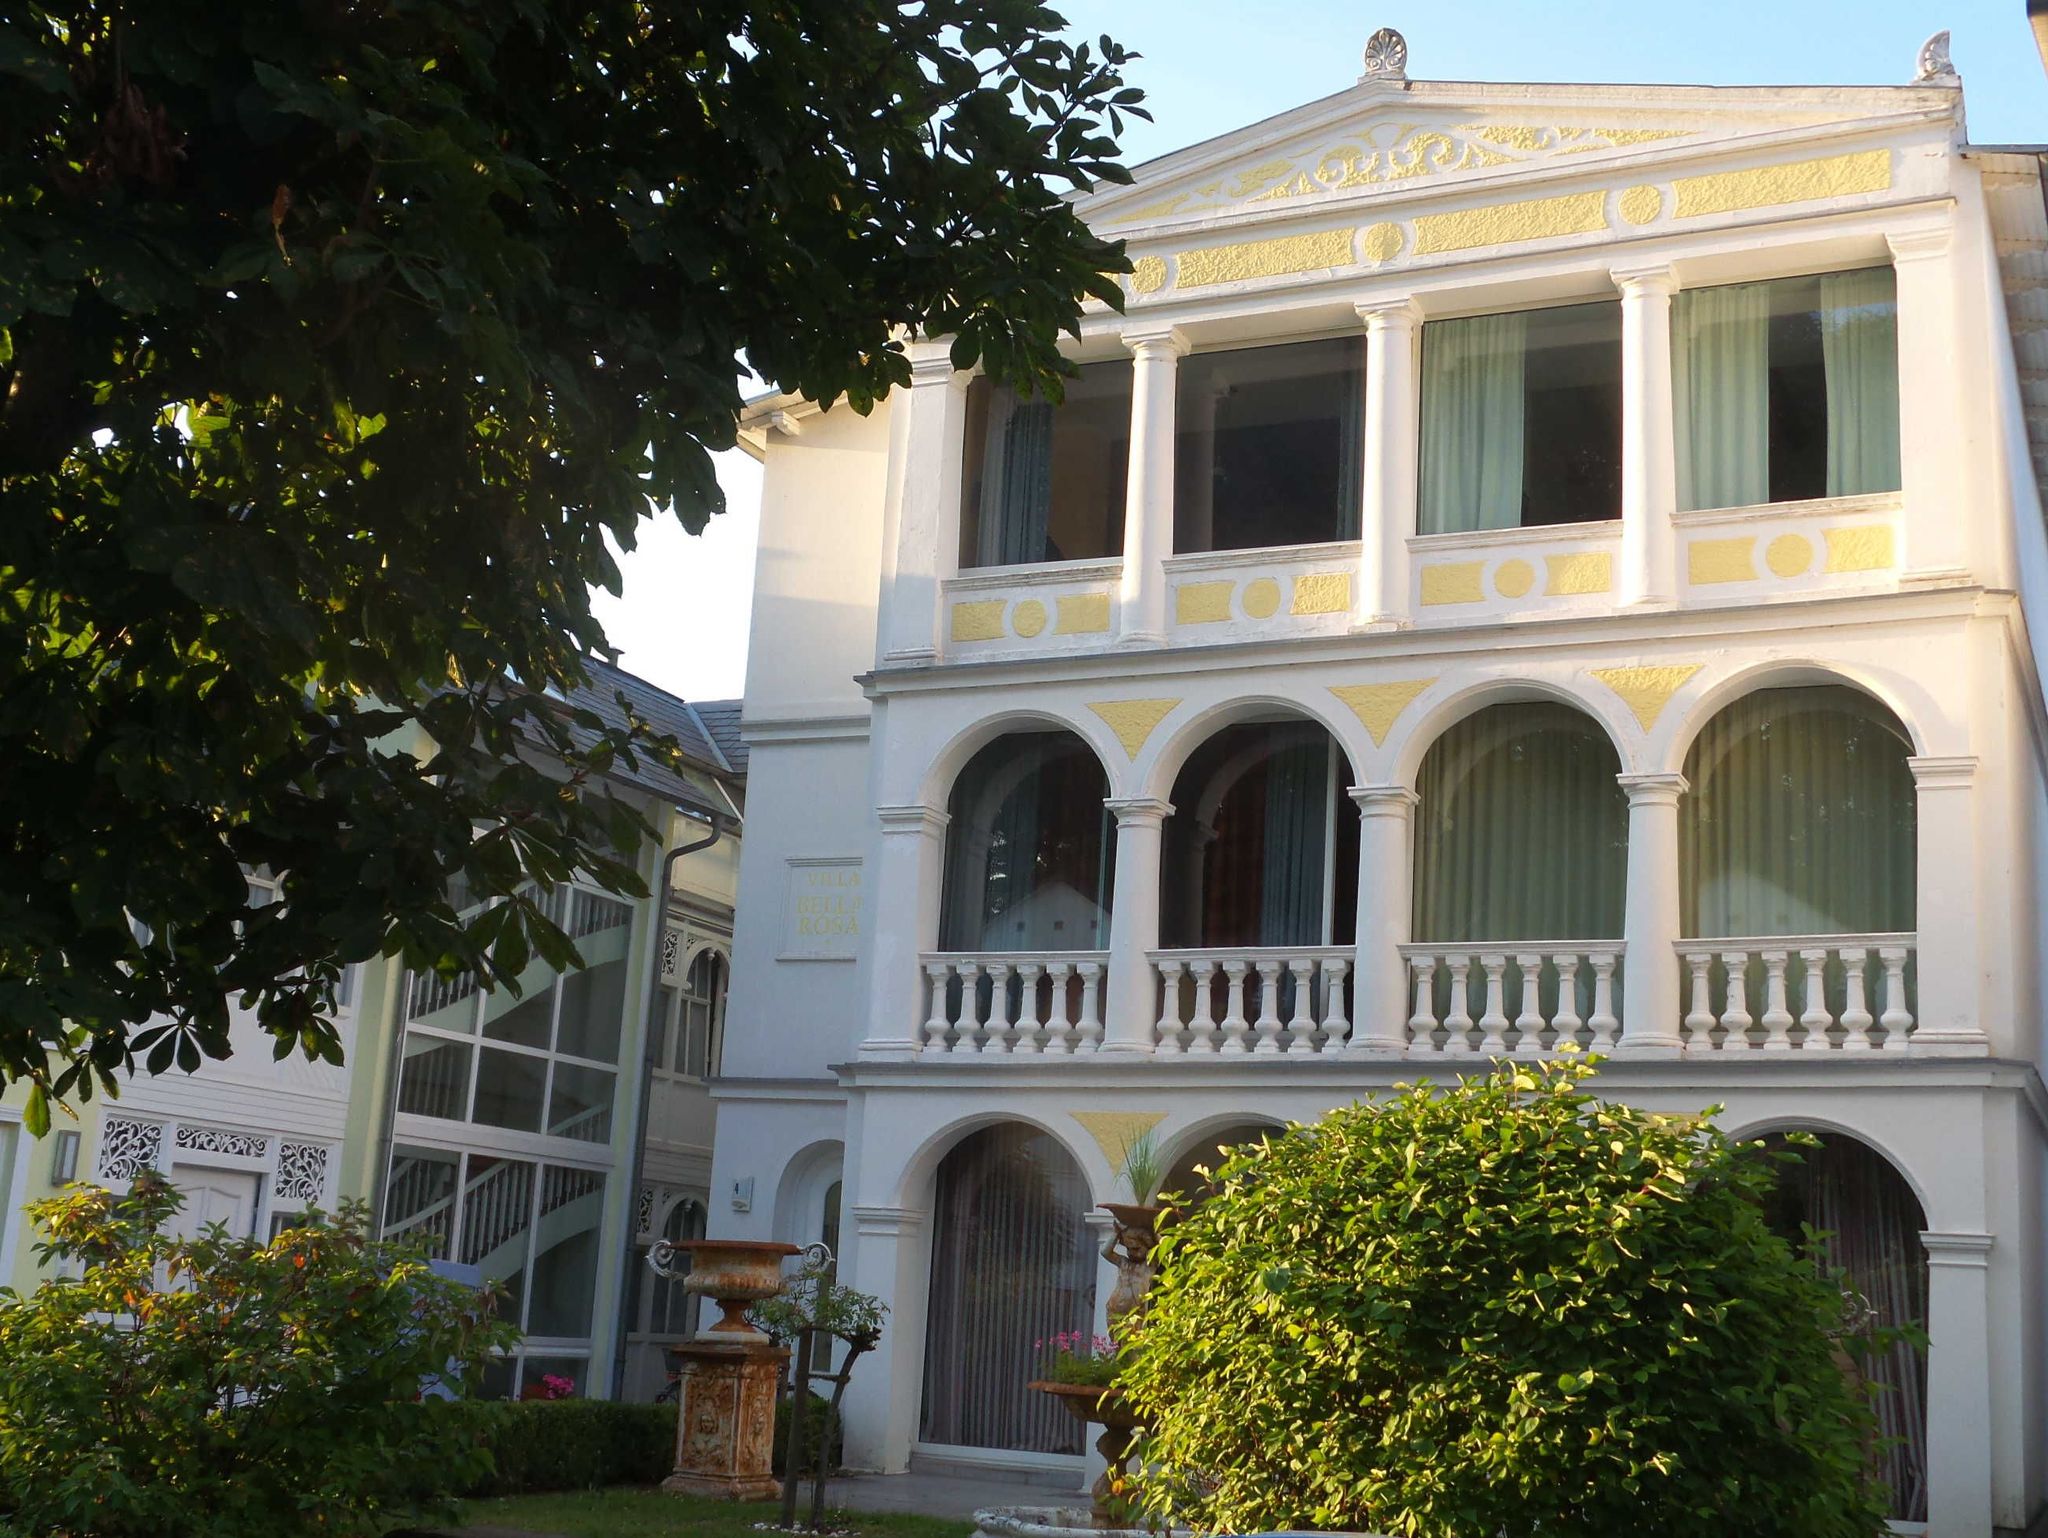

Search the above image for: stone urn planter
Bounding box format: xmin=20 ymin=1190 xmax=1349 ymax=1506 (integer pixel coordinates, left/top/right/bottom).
xmin=1027 ymin=1381 xmax=1143 ymax=1525
xmin=676 ymin=1237 xmax=801 ymax=1339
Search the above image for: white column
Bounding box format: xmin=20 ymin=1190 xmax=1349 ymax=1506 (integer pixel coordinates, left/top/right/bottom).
xmin=1920 ymin=1231 xmax=1995 ymax=1538
xmin=1117 ymin=328 xmax=1188 ymax=646
xmin=1354 ymin=298 xmax=1421 ymax=628
xmin=840 ymin=1204 xmax=927 ymax=1471
xmin=1102 ymin=796 xmax=1172 ymax=1051
xmin=878 ymin=348 xmax=971 ymax=665
xmin=1889 ymin=229 xmax=1973 ymax=582
xmin=1612 ymin=264 xmax=1678 ymax=608
xmin=1347 ymin=785 xmax=1418 ymax=1054
xmin=1908 ymin=755 xmax=1988 ymax=1053
xmin=861 ymin=804 xmax=950 ymax=1058
xmin=1615 ymin=773 xmax=1686 ymax=1053
xmin=1080 ymin=1210 xmax=1119 ymax=1498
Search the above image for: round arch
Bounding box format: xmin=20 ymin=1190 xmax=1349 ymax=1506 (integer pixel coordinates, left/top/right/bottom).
xmin=893 ymin=1107 xmax=1109 ymax=1211
xmin=917 ymin=707 xmax=1124 ymax=811
xmin=1719 ymin=1112 xmax=1933 ymax=1219
xmin=1139 ymin=694 xmax=1365 ymax=805
xmin=773 ymin=1138 xmax=848 ymax=1250
xmin=1391 ymin=676 xmax=1635 ymax=790
xmin=1658 ymin=659 xmax=1935 ymax=778
xmin=1158 ymin=1115 xmax=1289 ymax=1205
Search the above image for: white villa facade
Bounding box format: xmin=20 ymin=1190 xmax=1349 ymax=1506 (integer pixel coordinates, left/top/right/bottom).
xmin=712 ymin=36 xmax=2048 ymax=1537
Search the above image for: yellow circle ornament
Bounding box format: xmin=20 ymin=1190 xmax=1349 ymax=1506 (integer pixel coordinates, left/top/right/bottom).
xmin=1493 ymin=559 xmax=1536 ymax=599
xmin=1765 ymin=534 xmax=1813 ymax=578
xmin=1361 ymin=222 xmax=1406 ymax=265
xmin=1618 ymin=185 xmax=1663 ymax=227
xmin=1012 ymin=599 xmax=1048 ymax=637
xmin=1241 ymin=578 xmax=1282 ymax=619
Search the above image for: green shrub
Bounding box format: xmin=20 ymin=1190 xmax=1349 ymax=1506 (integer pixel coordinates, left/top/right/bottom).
xmin=0 ymin=1173 xmax=512 ymax=1538
xmin=1120 ymin=1059 xmax=1896 ymax=1538
xmin=773 ymin=1390 xmax=842 ymax=1476
xmin=433 ymin=1399 xmax=674 ymax=1494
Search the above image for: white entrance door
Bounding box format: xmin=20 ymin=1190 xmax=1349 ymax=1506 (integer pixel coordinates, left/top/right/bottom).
xmin=168 ymin=1165 xmax=262 ymax=1241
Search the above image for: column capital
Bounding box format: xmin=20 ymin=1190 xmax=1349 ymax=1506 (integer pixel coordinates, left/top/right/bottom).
xmin=1908 ymin=753 xmax=1978 ymax=788
xmin=1886 ymin=227 xmax=1951 ymax=265
xmin=1616 ymin=771 xmax=1689 ymax=805
xmin=908 ymin=350 xmax=972 ymax=389
xmin=1348 ymin=784 xmax=1421 ymax=816
xmin=1610 ymin=261 xmax=1678 ymax=296
xmin=1120 ymin=324 xmax=1191 ymax=359
xmin=876 ymin=803 xmax=951 ymax=837
xmin=1354 ymin=295 xmax=1422 ymax=331
xmin=851 ymin=1204 xmax=926 ymax=1238
xmin=1104 ymin=795 xmax=1175 ymax=828
xmin=1920 ymin=1230 xmax=1994 ymax=1267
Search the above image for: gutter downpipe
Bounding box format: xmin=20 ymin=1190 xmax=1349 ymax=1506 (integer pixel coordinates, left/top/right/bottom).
xmin=608 ymin=806 xmax=726 ymax=1399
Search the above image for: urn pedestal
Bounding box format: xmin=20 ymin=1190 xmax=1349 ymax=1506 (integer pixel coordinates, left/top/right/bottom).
xmin=656 ymin=1238 xmax=801 ymax=1502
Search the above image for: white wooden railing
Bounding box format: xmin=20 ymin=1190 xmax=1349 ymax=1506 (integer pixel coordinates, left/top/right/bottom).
xmin=918 ymin=952 xmax=1108 ymax=1055
xmin=1148 ymin=947 xmax=1354 ymax=1055
xmin=1677 ymin=935 xmax=1916 ymax=1051
xmin=1399 ymin=943 xmax=1624 ymax=1056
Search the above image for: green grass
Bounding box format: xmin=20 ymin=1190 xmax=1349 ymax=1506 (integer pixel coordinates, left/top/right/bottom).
xmin=453 ymin=1486 xmax=971 ymax=1538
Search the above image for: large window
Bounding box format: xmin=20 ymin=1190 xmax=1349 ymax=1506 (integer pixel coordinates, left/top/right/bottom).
xmin=941 ymin=731 xmax=1114 ymax=951
xmin=960 ymin=361 xmax=1132 ymax=568
xmin=1174 ymin=337 xmax=1366 ymax=552
xmin=1675 ymin=268 xmax=1900 ymax=511
xmin=1419 ymin=301 xmax=1623 ymax=534
xmin=654 ymin=949 xmax=727 ymax=1080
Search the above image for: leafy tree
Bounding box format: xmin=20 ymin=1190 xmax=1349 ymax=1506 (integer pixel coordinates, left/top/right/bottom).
xmin=1121 ymin=1060 xmax=1897 ymax=1538
xmin=0 ymin=2 xmax=1143 ymax=1120
xmin=0 ymin=1172 xmax=515 ymax=1537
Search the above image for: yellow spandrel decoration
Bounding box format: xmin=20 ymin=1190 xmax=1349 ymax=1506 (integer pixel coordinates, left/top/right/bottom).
xmin=1088 ymin=698 xmax=1182 ymax=760
xmin=1330 ymin=679 xmax=1436 ymax=746
xmin=1072 ymin=1111 xmax=1168 ymax=1172
xmin=1591 ymin=664 xmax=1705 ymax=732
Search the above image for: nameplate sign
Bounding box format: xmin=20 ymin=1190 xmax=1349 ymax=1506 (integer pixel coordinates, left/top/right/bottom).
xmin=781 ymin=858 xmax=863 ymax=961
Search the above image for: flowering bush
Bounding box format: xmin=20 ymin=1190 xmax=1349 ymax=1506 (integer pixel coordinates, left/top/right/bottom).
xmin=531 ymin=1373 xmax=576 ymax=1400
xmin=1036 ymin=1330 xmax=1118 ymax=1388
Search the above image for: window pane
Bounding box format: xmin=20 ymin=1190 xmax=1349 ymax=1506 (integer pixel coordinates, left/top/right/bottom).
xmin=462 ymin=1155 xmax=535 ymax=1327
xmin=480 ymin=977 xmax=556 ymax=1049
xmin=684 ymin=1000 xmax=710 ymax=1078
xmin=1419 ymin=301 xmax=1621 ymax=533
xmin=960 ymin=361 xmax=1132 ymax=568
xmin=1675 ymin=269 xmax=1899 ymax=511
xmin=472 ymin=1048 xmax=547 ymax=1133
xmin=526 ymin=1166 xmax=607 ymax=1338
xmin=1175 ymin=337 xmax=1366 ymax=552
xmin=941 ymin=731 xmax=1115 ymax=951
xmin=518 ymin=1354 xmax=591 ymax=1400
xmin=383 ymin=1144 xmax=460 ymax=1258
xmin=546 ymin=1062 xmax=616 ymax=1143
xmin=397 ymin=1034 xmax=472 ymax=1122
xmin=556 ymin=960 xmax=627 ymax=1063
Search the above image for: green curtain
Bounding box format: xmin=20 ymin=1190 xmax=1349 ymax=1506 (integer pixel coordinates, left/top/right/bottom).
xmin=1257 ymin=741 xmax=1330 ymax=946
xmin=976 ymin=389 xmax=1055 ymax=566
xmin=1334 ymin=340 xmax=1365 ymax=540
xmin=1821 ymin=268 xmax=1902 ymax=498
xmin=1412 ymin=703 xmax=1628 ymax=942
xmin=1681 ymin=686 xmax=1915 ymax=937
xmin=942 ymin=733 xmax=1111 ymax=951
xmin=1419 ymin=311 xmax=1527 ymax=534
xmin=1674 ymin=281 xmax=1771 ymax=512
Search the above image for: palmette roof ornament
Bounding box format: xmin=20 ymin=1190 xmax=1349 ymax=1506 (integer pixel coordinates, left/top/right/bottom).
xmin=1915 ymin=29 xmax=1958 ymax=84
xmin=1361 ymin=27 xmax=1410 ymax=85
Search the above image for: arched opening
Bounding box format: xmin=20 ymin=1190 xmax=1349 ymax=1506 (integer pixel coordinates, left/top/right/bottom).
xmin=1161 ymin=1122 xmax=1281 ymax=1209
xmin=1680 ymin=685 xmax=1916 ymax=1046
xmin=920 ymin=1124 xmax=1095 ymax=1454
xmin=1410 ymin=702 xmax=1628 ymax=1045
xmin=1757 ymin=1131 xmax=1928 ymax=1523
xmin=941 ymin=730 xmax=1114 ymax=952
xmin=622 ymin=1192 xmax=706 ymax=1400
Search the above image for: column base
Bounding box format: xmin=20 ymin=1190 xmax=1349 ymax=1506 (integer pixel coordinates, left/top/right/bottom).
xmin=1609 ymin=1032 xmax=1685 ymax=1057
xmin=1348 ymin=615 xmax=1412 ymax=634
xmin=878 ymin=647 xmax=939 ymax=667
xmin=1113 ymin=630 xmax=1167 ymax=648
xmin=858 ymin=1038 xmax=922 ymax=1063
xmin=1097 ymin=1040 xmax=1159 ymax=1056
xmin=1341 ymin=1038 xmax=1409 ymax=1059
xmin=1903 ymin=1030 xmax=1991 ymax=1056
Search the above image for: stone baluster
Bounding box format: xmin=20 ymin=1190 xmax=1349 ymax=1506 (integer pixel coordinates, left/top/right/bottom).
xmin=1839 ymin=953 xmax=1875 ymax=1052
xmin=1285 ymin=959 xmax=1318 ymax=1053
xmin=1513 ymin=954 xmax=1546 ymax=1056
xmin=1879 ymin=947 xmax=1913 ymax=1049
xmin=1320 ymin=958 xmax=1352 ymax=1054
xmin=1046 ymin=961 xmax=1075 ymax=1054
xmin=1219 ymin=960 xmax=1251 ymax=1054
xmin=1152 ymin=958 xmax=1186 ymax=1055
xmin=1252 ymin=959 xmax=1285 ymax=1054
xmin=1682 ymin=952 xmax=1715 ymax=1048
xmin=922 ymin=962 xmax=953 ymax=1053
xmin=1758 ymin=951 xmax=1794 ymax=1051
xmin=1407 ymin=955 xmax=1437 ymax=1055
xmin=1553 ymin=956 xmax=1584 ymax=1050
xmin=1186 ymin=960 xmax=1220 ymax=1053
xmin=1076 ymin=963 xmax=1104 ymax=1053
xmin=982 ymin=962 xmax=1014 ymax=1055
xmin=1012 ymin=962 xmax=1044 ymax=1056
xmin=1588 ymin=954 xmax=1620 ymax=1048
xmin=1477 ymin=953 xmax=1510 ymax=1057
xmin=954 ymin=961 xmax=983 ymax=1053
xmin=1444 ymin=956 xmax=1474 ymax=1051
xmin=1797 ymin=947 xmax=1833 ymax=1049
xmin=1721 ymin=951 xmax=1754 ymax=1048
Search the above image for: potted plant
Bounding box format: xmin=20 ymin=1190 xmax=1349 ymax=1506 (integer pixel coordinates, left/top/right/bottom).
xmin=1026 ymin=1332 xmax=1140 ymax=1522
xmin=1099 ymin=1130 xmax=1167 ymax=1333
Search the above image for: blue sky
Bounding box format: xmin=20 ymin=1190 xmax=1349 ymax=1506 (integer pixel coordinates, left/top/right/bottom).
xmin=596 ymin=2 xmax=2048 ymax=703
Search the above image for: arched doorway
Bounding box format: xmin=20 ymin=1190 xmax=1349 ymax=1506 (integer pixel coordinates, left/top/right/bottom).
xmin=1681 ymin=685 xmax=1916 ymax=1048
xmin=1161 ymin=1122 xmax=1281 ymax=1209
xmin=1154 ymin=716 xmax=1358 ymax=1051
xmin=920 ymin=1124 xmax=1095 ymax=1454
xmin=1410 ymin=701 xmax=1628 ymax=1048
xmin=1757 ymin=1131 xmax=1929 ymax=1522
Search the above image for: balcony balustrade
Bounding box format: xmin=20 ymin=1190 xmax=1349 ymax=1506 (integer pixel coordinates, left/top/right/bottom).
xmin=919 ymin=952 xmax=1108 ymax=1056
xmin=1399 ymin=943 xmax=1624 ymax=1057
xmin=1676 ymin=935 xmax=1918 ymax=1051
xmin=1148 ymin=947 xmax=1354 ymax=1056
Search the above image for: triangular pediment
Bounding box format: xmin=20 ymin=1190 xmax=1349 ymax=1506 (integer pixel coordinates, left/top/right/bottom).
xmin=1080 ymin=80 xmax=1956 ymax=232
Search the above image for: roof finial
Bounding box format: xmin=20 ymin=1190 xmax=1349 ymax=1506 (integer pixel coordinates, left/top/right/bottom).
xmin=1361 ymin=26 xmax=1410 ymax=86
xmin=1915 ymin=29 xmax=1958 ymax=84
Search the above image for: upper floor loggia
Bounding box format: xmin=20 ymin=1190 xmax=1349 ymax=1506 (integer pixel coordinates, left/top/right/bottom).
xmin=761 ymin=39 xmax=2007 ymax=670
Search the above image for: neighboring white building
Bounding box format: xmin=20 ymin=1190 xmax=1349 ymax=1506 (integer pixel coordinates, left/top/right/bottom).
xmin=708 ymin=32 xmax=2048 ymax=1537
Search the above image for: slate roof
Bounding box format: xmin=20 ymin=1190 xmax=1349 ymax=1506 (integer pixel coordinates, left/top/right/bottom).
xmin=691 ymin=699 xmax=748 ymax=776
xmin=547 ymin=655 xmax=744 ymax=823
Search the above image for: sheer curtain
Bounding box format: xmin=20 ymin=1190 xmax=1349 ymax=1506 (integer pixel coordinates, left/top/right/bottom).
xmin=1821 ymin=268 xmax=1902 ymax=498
xmin=1674 ymin=282 xmax=1771 ymax=512
xmin=921 ymin=1126 xmax=1095 ymax=1454
xmin=1335 ymin=344 xmax=1366 ymax=540
xmin=976 ymin=390 xmax=1055 ymax=566
xmin=942 ymin=733 xmax=1113 ymax=952
xmin=1681 ymin=686 xmax=1915 ymax=939
xmin=1419 ymin=312 xmax=1527 ymax=534
xmin=1258 ymin=741 xmax=1330 ymax=946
